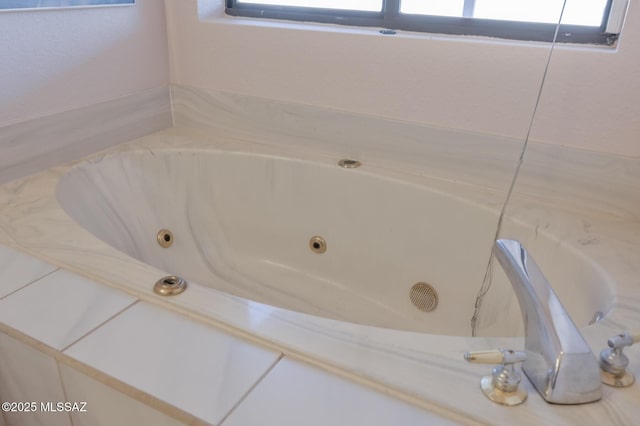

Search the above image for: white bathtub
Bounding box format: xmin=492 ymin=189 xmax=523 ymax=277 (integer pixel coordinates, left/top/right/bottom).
xmin=0 ymin=127 xmax=636 ymax=424
xmin=55 ymin=134 xmax=611 ymax=338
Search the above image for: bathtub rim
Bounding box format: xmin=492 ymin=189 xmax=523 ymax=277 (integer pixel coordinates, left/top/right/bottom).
xmin=52 ymin=138 xmax=616 ymax=337
xmin=0 ymin=126 xmax=637 ymax=424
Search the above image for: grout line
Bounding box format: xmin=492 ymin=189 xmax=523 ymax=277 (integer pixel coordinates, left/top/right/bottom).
xmin=60 ymin=300 xmax=140 ymax=353
xmin=0 ymin=267 xmax=60 ymax=301
xmin=0 ymin=323 xmax=200 ymax=424
xmin=55 ymin=359 xmax=76 ymax=426
xmin=217 ymin=353 xmax=284 ymax=425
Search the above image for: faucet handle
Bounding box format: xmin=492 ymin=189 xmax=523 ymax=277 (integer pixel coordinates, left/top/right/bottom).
xmin=464 ymin=349 xmax=528 ymax=406
xmin=600 ymin=330 xmax=640 ymax=387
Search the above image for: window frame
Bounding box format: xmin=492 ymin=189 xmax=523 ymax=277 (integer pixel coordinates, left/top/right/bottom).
xmin=225 ymin=0 xmax=618 ymax=45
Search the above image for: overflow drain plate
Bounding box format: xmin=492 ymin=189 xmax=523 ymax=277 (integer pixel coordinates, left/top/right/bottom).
xmin=154 ymin=276 xmax=187 ymax=296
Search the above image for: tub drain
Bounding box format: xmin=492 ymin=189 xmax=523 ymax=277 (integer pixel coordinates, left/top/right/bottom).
xmin=153 ymin=276 xmax=187 ymax=296
xmin=409 ymin=282 xmax=438 ymax=312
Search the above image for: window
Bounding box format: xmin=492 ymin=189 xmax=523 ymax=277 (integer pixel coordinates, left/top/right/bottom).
xmin=226 ymin=0 xmax=628 ymax=45
xmin=0 ymin=0 xmax=134 ymax=11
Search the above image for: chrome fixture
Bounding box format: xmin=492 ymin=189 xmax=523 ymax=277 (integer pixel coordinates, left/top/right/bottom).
xmin=464 ymin=349 xmax=528 ymax=406
xmin=600 ymin=330 xmax=639 ymax=387
xmin=589 ymin=311 xmax=604 ymax=325
xmin=493 ymin=239 xmax=602 ymax=404
xmin=338 ymin=159 xmax=361 ymax=168
xmin=309 ymin=236 xmax=327 ymax=254
xmin=157 ymin=229 xmax=174 ymax=248
xmin=153 ymin=276 xmax=187 ymax=296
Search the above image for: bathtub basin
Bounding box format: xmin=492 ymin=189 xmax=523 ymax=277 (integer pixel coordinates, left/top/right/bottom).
xmin=55 ymin=133 xmax=612 ymax=338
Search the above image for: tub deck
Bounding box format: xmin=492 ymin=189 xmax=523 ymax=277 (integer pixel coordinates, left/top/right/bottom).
xmin=0 ymin=127 xmax=639 ymax=425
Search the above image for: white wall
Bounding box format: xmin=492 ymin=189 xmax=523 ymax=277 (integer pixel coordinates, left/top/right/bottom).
xmin=0 ymin=0 xmax=169 ymax=127
xmin=165 ymin=0 xmax=640 ymax=157
xmin=529 ymin=3 xmax=640 ymax=157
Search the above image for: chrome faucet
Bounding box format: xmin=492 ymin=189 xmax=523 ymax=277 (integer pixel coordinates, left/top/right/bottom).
xmin=492 ymin=239 xmax=602 ymax=404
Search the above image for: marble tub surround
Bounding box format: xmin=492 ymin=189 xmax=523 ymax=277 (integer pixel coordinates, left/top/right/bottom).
xmin=57 ymin=364 xmax=190 ymax=426
xmin=0 ymin=86 xmax=171 ymax=184
xmin=0 ymin=245 xmax=57 ymax=298
xmin=471 ymin=136 xmax=640 ymax=341
xmin=0 ymin=249 xmax=452 ymax=426
xmin=170 ymin=84 xmax=525 ymax=199
xmin=511 ymin=141 xmax=640 ymax=222
xmin=0 ymin=269 xmax=136 ymax=351
xmin=0 ymin=127 xmax=638 ymax=424
xmin=0 ymin=332 xmax=72 ymax=426
xmin=171 ymin=84 xmax=640 ymax=222
xmin=0 ymin=248 xmax=70 ymax=426
xmin=469 ymin=144 xmax=640 ymax=336
xmin=65 ymin=302 xmax=282 ymax=426
xmin=222 ymin=358 xmax=460 ymax=426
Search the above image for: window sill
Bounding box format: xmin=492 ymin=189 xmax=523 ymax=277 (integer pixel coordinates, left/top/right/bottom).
xmin=197 ymin=1 xmax=616 ymax=51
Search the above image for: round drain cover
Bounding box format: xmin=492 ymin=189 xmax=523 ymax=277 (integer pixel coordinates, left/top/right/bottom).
xmin=409 ymin=282 xmax=438 ymax=312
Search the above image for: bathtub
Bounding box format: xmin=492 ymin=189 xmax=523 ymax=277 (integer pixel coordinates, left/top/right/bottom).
xmin=0 ymin=126 xmax=637 ymax=424
xmin=54 ymin=130 xmax=613 ymax=338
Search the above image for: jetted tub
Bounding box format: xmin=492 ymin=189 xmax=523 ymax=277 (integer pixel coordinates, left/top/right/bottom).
xmin=55 ymin=131 xmax=613 ymax=338
xmin=1 ymin=127 xmax=635 ymax=424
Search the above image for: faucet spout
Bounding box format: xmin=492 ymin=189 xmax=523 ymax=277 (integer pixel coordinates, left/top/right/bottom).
xmin=493 ymin=239 xmax=602 ymax=404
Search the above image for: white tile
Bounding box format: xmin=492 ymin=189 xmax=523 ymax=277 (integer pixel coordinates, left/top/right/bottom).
xmin=222 ymin=358 xmax=461 ymax=426
xmin=64 ymin=302 xmax=281 ymax=425
xmin=0 ymin=332 xmax=71 ymax=426
xmin=0 ymin=270 xmax=136 ymax=350
xmin=0 ymin=245 xmax=57 ymax=299
xmin=59 ymin=364 xmax=188 ymax=426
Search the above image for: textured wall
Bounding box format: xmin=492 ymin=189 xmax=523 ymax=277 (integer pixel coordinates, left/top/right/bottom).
xmin=165 ymin=0 xmax=640 ymax=157
xmin=0 ymin=0 xmax=169 ymax=126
